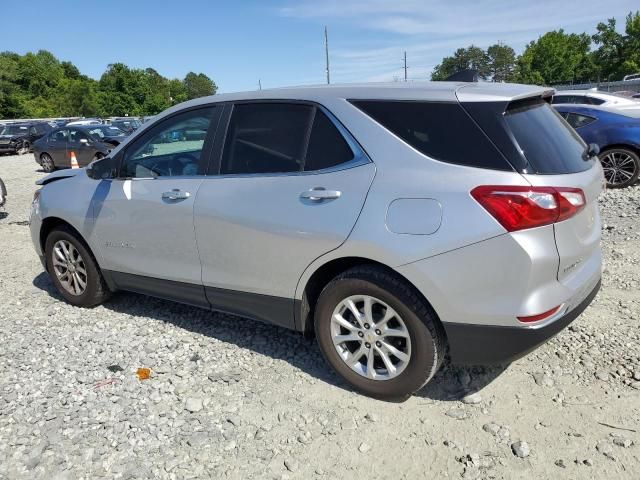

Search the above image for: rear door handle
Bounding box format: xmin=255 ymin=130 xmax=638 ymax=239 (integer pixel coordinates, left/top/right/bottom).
xmin=162 ymin=189 xmax=191 ymax=200
xmin=300 ymin=187 xmax=341 ymax=201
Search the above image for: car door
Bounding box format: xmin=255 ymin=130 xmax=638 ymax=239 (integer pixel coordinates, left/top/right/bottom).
xmin=67 ymin=128 xmax=95 ymax=166
xmin=92 ymin=105 xmax=221 ymax=307
xmin=194 ymin=102 xmax=376 ymax=328
xmin=47 ymin=129 xmax=69 ymax=166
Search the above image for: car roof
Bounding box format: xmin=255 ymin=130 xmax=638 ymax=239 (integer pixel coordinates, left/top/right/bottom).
xmin=553 ymin=103 xmax=640 ymax=119
xmin=173 ymin=81 xmax=553 ymax=108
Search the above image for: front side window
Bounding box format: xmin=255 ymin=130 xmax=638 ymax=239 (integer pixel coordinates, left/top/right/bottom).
xmin=586 ymin=96 xmax=605 ymax=105
xmin=121 ymin=107 xmax=215 ymax=178
xmin=68 ymin=129 xmax=90 ymax=144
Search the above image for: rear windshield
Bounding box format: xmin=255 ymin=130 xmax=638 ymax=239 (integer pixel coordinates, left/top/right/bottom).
xmin=350 ymin=100 xmax=512 ymax=170
xmin=504 ymin=99 xmax=590 ymax=174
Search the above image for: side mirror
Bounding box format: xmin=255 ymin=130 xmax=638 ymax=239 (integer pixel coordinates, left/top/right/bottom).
xmin=87 ymin=156 xmax=116 ymax=180
xmin=80 ymin=138 xmax=89 ymax=145
xmin=587 ymin=143 xmax=600 ymax=158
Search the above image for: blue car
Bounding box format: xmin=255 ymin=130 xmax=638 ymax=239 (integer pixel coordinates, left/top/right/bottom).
xmin=554 ymin=104 xmax=640 ymax=188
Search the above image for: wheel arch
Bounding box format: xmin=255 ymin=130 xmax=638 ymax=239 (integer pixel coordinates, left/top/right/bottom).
xmin=297 ymin=256 xmax=446 ymax=342
xmin=599 ymin=143 xmax=640 ymax=156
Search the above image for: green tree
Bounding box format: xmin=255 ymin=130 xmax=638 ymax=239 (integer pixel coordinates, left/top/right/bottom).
xmin=486 ymin=43 xmax=516 ymax=82
xmin=621 ymin=11 xmax=640 ymax=75
xmin=183 ymin=72 xmax=217 ymax=99
xmin=514 ymin=30 xmax=596 ymax=84
xmin=431 ymin=46 xmax=490 ymax=80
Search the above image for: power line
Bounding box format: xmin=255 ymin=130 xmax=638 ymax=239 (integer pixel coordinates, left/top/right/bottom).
xmin=324 ymin=26 xmax=330 ymax=84
xmin=403 ymin=51 xmax=408 ymax=82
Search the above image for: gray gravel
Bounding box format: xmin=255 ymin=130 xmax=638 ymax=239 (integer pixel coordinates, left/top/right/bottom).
xmin=1 ymin=153 xmax=639 ymax=479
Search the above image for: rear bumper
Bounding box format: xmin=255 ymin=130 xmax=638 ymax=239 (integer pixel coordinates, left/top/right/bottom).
xmin=443 ymin=278 xmax=600 ymax=365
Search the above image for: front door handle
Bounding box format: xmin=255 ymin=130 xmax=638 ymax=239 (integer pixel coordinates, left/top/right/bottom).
xmin=300 ymin=187 xmax=341 ymax=201
xmin=162 ymin=189 xmax=191 ymax=201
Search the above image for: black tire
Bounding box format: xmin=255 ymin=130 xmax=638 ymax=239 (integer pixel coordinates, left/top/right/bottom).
xmin=0 ymin=177 xmax=6 ymax=207
xmin=41 ymin=153 xmax=55 ymax=173
xmin=599 ymin=148 xmax=640 ymax=189
xmin=44 ymin=226 xmax=111 ymax=307
xmin=19 ymin=142 xmax=30 ymax=155
xmin=314 ymin=265 xmax=446 ymax=401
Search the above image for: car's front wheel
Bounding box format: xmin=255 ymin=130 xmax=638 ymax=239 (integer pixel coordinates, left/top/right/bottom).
xmin=314 ymin=266 xmax=446 ymax=401
xmin=599 ymin=148 xmax=639 ymax=188
xmin=45 ymin=226 xmax=111 ymax=307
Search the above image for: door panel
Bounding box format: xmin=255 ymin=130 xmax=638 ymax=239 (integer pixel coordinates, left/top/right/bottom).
xmin=194 ymin=163 xmax=376 ymax=300
xmin=93 ymin=177 xmax=205 ymax=285
xmin=67 ymin=130 xmax=94 ymax=166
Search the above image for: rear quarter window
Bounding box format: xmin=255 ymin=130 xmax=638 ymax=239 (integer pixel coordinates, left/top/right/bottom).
xmin=350 ymin=100 xmax=511 ymax=171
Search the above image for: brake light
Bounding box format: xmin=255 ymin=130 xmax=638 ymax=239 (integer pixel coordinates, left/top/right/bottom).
xmin=517 ymin=305 xmax=562 ymax=323
xmin=471 ymin=186 xmax=585 ymax=232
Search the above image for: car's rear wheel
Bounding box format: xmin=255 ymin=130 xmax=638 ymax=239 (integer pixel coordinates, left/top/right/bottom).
xmin=599 ymin=148 xmax=639 ymax=188
xmin=41 ymin=153 xmax=55 ymax=173
xmin=45 ymin=226 xmax=111 ymax=307
xmin=314 ymin=266 xmax=446 ymax=401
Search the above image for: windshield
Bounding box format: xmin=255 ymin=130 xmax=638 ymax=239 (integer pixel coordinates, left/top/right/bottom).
xmin=0 ymin=125 xmax=28 ymax=136
xmin=504 ymin=99 xmax=591 ymax=174
xmin=88 ymin=126 xmax=126 ymax=139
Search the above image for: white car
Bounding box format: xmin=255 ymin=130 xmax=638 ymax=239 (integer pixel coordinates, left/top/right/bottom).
xmin=552 ymin=89 xmax=640 ymax=108
xmin=66 ymin=119 xmax=102 ymax=126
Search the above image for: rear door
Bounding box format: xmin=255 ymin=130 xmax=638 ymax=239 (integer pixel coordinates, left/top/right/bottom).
xmin=194 ymin=102 xmax=375 ymax=327
xmin=47 ymin=129 xmax=69 ymax=166
xmin=67 ymin=128 xmax=94 ymax=166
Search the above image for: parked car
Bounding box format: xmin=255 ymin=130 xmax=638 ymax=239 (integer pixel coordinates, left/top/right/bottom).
xmin=551 ymin=89 xmax=640 ymax=108
xmin=622 ymin=73 xmax=640 ymax=81
xmin=633 ymin=93 xmax=640 ymax=99
xmin=66 ymin=118 xmax=102 ymax=126
xmin=85 ymin=125 xmax=127 ymax=146
xmin=0 ymin=121 xmax=54 ymax=155
xmin=30 ymin=83 xmax=603 ymax=400
xmin=110 ymin=118 xmax=142 ymax=134
xmin=32 ymin=125 xmax=118 ymax=172
xmin=554 ymin=104 xmax=640 ymax=188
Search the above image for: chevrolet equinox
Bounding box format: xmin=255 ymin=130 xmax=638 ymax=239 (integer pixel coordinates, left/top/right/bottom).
xmin=30 ymin=82 xmax=603 ymax=400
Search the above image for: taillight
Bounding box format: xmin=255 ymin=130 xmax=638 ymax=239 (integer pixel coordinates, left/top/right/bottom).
xmin=470 ymin=186 xmax=585 ymax=232
xmin=517 ymin=305 xmax=562 ymax=323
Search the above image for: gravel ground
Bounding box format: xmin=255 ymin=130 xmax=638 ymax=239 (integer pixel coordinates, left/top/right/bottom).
xmin=0 ymin=153 xmax=639 ymax=479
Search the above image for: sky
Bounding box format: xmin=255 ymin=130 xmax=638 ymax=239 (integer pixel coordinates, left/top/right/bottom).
xmin=1 ymin=0 xmax=638 ymax=93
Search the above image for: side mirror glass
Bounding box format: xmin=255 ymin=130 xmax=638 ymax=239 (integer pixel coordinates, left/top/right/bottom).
xmin=87 ymin=156 xmax=116 ymax=180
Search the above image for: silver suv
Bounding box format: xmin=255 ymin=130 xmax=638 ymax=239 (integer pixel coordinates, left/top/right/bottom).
xmin=30 ymin=82 xmax=603 ymax=400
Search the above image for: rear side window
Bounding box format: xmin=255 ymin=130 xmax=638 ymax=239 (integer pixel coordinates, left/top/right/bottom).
xmin=504 ymin=99 xmax=590 ymax=174
xmin=350 ymin=100 xmax=511 ymax=170
xmin=586 ymin=96 xmax=605 ymax=105
xmin=566 ymin=113 xmax=596 ymax=129
xmin=221 ymin=103 xmax=355 ymax=175
xmin=221 ymin=103 xmax=313 ymax=174
xmin=304 ymin=110 xmax=354 ymax=171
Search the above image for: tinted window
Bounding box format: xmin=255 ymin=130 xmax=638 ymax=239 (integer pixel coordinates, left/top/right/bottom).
xmin=50 ymin=130 xmax=68 ymax=142
xmin=221 ymin=103 xmax=314 ymax=174
xmin=586 ymin=96 xmax=605 ymax=105
xmin=304 ymin=110 xmax=354 ymax=171
xmin=566 ymin=113 xmax=596 ymax=129
xmin=68 ymin=129 xmax=90 ymax=143
xmin=351 ymin=100 xmax=510 ymax=170
xmin=121 ymin=107 xmax=215 ymax=178
xmin=504 ymin=99 xmax=590 ymax=174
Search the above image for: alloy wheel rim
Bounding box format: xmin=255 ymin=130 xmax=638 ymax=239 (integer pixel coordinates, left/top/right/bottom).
xmin=42 ymin=155 xmax=53 ymax=171
xmin=331 ymin=295 xmax=411 ymax=381
xmin=52 ymin=239 xmax=88 ymax=295
xmin=600 ymin=152 xmax=637 ymax=186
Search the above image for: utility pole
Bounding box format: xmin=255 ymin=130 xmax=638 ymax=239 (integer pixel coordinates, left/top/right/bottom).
xmin=324 ymin=26 xmax=330 ymax=84
xmin=403 ymin=51 xmax=408 ymax=82
xmin=258 ymin=79 xmax=262 ymax=90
